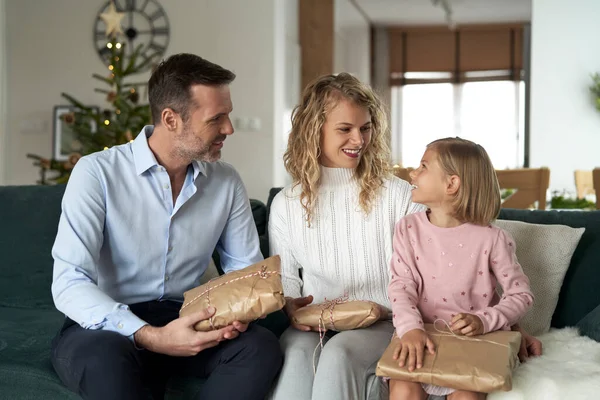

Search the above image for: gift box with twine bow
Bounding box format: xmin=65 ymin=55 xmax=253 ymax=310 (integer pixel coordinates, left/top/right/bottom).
xmin=293 ymin=298 xmax=383 ymax=332
xmin=179 ymin=255 xmax=286 ymax=331
xmin=376 ymin=323 xmax=522 ymax=393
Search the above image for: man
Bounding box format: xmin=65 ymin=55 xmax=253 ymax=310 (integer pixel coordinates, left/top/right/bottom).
xmin=50 ymin=53 xmax=283 ymax=400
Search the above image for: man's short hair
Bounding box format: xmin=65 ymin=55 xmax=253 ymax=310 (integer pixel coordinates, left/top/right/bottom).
xmin=148 ymin=53 xmax=236 ymax=124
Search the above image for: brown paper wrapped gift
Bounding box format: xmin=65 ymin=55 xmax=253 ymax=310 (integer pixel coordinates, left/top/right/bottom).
xmin=179 ymin=256 xmax=286 ymax=331
xmin=292 ymin=299 xmax=382 ymax=331
xmin=376 ymin=323 xmax=522 ymax=393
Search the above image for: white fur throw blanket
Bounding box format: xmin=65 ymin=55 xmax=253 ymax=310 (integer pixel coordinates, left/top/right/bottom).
xmin=488 ymin=328 xmax=600 ymax=400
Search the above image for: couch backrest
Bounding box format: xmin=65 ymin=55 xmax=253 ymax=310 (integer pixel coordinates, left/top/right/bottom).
xmin=0 ymin=185 xmax=66 ymax=309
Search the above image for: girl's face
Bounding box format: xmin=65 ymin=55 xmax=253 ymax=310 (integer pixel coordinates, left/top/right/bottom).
xmin=409 ymin=148 xmax=450 ymax=207
xmin=319 ymin=98 xmax=372 ymax=169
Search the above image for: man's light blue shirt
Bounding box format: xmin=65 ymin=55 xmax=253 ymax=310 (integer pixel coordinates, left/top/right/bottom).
xmin=51 ymin=126 xmax=263 ymax=337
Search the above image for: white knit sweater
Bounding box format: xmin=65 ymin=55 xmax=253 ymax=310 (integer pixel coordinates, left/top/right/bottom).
xmin=268 ymin=167 xmax=425 ymax=309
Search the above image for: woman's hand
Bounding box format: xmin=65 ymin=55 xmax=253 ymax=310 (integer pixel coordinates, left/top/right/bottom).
xmin=284 ymin=295 xmax=316 ymax=332
xmin=513 ymin=324 xmax=543 ymax=362
xmin=393 ymin=329 xmax=436 ymax=372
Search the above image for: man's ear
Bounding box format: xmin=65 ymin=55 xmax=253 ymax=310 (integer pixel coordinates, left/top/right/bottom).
xmin=446 ymin=175 xmax=461 ymax=196
xmin=161 ymin=108 xmax=179 ymax=131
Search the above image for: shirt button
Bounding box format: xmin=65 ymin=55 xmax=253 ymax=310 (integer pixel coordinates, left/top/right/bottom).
xmin=165 ymin=276 xmax=170 ymax=281
xmin=117 ymin=323 xmax=123 ymax=329
xmin=163 ymin=184 xmax=170 ymax=190
xmin=168 ymin=246 xmax=173 ymax=252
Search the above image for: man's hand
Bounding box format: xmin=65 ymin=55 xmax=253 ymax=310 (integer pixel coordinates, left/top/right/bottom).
xmin=450 ymin=313 xmax=484 ymax=336
xmin=513 ymin=324 xmax=542 ymax=362
xmin=284 ymin=295 xmax=316 ymax=332
xmin=134 ymin=306 xmax=240 ymax=356
xmin=232 ymin=321 xmax=249 ymax=332
xmin=393 ymin=329 xmax=436 ymax=372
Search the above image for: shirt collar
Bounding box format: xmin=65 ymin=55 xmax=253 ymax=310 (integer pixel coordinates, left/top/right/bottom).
xmin=132 ymin=125 xmax=207 ymax=177
xmin=191 ymin=160 xmax=206 ymax=178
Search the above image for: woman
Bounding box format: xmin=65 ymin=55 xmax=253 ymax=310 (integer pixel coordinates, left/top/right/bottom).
xmin=268 ymin=73 xmax=541 ymax=400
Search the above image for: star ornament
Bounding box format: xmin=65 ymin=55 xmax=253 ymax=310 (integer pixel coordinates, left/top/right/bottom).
xmin=100 ymin=2 xmax=125 ymax=38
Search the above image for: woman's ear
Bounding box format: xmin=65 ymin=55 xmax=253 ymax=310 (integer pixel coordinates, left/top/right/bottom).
xmin=446 ymin=175 xmax=461 ymax=195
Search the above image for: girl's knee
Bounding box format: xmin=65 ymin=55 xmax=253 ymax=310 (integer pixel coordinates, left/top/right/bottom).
xmin=447 ymin=390 xmax=487 ymax=400
xmin=388 ymin=380 xmax=426 ymax=400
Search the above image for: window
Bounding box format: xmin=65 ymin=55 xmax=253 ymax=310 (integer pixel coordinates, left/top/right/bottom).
xmin=391 ymin=80 xmax=525 ymax=170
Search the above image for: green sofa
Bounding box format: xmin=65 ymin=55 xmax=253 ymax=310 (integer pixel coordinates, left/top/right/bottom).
xmin=1 ymin=184 xmax=599 ymax=399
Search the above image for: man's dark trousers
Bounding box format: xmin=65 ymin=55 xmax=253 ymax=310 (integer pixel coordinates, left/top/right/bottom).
xmin=51 ymin=300 xmax=283 ymax=400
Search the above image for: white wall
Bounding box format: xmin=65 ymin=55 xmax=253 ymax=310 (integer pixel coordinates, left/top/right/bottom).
xmin=0 ymin=0 xmax=6 ymax=185
xmin=334 ymin=0 xmax=371 ymax=84
xmin=530 ymin=0 xmax=600 ymax=193
xmin=372 ymin=27 xmax=395 ymax=159
xmin=4 ymin=0 xmax=297 ymax=202
xmin=273 ymin=0 xmax=299 ymax=188
xmin=198 ymin=0 xmax=279 ymax=202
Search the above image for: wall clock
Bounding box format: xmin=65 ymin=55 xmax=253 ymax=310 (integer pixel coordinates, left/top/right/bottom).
xmin=93 ymin=0 xmax=170 ymax=72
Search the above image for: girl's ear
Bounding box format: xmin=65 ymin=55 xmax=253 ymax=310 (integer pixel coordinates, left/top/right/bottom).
xmin=446 ymin=175 xmax=461 ymax=196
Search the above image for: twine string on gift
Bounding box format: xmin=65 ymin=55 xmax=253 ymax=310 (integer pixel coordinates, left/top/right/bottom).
xmin=180 ymin=265 xmax=279 ymax=329
xmin=312 ymin=294 xmax=349 ymax=375
xmin=430 ymin=319 xmax=510 ymax=349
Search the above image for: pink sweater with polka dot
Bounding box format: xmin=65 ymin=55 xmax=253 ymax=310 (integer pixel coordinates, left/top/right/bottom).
xmin=389 ymin=212 xmax=534 ymax=338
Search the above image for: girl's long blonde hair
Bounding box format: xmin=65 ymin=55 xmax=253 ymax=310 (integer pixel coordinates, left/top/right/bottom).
xmin=427 ymin=137 xmax=501 ymax=226
xmin=284 ymin=73 xmax=391 ymax=225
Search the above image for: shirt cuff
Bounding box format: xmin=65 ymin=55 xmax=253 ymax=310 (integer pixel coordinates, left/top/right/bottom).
xmin=109 ymin=305 xmax=148 ymax=338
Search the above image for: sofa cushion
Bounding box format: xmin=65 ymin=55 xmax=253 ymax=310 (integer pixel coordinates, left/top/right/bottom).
xmin=0 ymin=185 xmax=66 ymax=309
xmin=0 ymin=306 xmax=78 ymax=399
xmin=494 ymin=220 xmax=584 ymax=336
xmin=498 ymin=209 xmax=600 ymax=329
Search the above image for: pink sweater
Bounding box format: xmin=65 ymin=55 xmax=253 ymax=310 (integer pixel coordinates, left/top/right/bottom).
xmin=389 ymin=212 xmax=534 ymax=337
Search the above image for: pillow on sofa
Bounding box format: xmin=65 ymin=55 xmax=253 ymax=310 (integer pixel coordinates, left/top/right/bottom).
xmin=494 ymin=220 xmax=585 ymax=336
xmin=498 ymin=209 xmax=600 ymax=329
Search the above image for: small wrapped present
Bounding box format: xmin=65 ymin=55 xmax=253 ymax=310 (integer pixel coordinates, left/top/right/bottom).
xmin=179 ymin=256 xmax=286 ymax=331
xmin=292 ymin=298 xmax=383 ymax=331
xmin=376 ymin=323 xmax=522 ymax=393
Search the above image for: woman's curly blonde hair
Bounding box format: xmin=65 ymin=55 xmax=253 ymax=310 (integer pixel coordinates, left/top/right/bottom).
xmin=284 ymin=73 xmax=391 ymax=225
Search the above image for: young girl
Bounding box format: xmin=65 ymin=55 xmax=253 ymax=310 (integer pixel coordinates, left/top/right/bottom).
xmin=387 ymin=137 xmax=534 ymax=400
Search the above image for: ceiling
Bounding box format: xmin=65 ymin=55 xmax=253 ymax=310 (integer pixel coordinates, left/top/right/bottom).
xmin=354 ymin=0 xmax=532 ymax=26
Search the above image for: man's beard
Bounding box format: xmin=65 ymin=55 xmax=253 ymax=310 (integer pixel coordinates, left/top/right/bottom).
xmin=175 ymin=128 xmax=225 ymax=162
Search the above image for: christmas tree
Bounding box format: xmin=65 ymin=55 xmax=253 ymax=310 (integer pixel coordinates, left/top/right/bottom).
xmin=28 ymin=11 xmax=156 ymax=184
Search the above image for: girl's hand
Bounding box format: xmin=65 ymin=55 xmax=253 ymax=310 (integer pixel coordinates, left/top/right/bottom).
xmin=450 ymin=313 xmax=484 ymax=336
xmin=393 ymin=329 xmax=436 ymax=372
